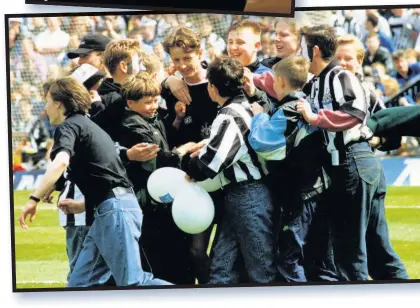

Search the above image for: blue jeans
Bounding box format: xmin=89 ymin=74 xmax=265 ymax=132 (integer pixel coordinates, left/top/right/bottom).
xmin=209 ymin=181 xmax=276 ymax=284
xmin=326 ymin=142 xmax=408 ymax=281
xmin=67 ymin=192 xmax=172 ymax=287
xmin=65 ymin=225 xmax=91 ymax=282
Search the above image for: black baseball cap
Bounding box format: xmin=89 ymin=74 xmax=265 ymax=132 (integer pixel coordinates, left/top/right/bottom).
xmin=67 ymin=34 xmax=112 ymax=59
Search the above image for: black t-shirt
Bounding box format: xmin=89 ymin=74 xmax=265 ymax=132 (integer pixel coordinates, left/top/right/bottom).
xmin=161 ymin=80 xmax=220 ymax=146
xmin=50 ymin=113 xmax=132 ymax=209
xmin=52 ymin=0 xmax=247 ymax=11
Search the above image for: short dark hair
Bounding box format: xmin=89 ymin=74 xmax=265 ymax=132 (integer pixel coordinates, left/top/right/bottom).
xmin=45 ymin=77 xmax=91 ymax=116
xmin=303 ymin=24 xmax=337 ymax=61
xmin=392 ymin=50 xmax=406 ymax=62
xmin=207 ymin=56 xmax=244 ymax=98
xmin=366 ymin=13 xmax=379 ymax=28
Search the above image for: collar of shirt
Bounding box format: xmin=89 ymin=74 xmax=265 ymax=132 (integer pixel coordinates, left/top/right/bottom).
xmin=280 ymin=91 xmax=306 ymax=105
xmin=396 ymin=67 xmax=413 ymax=82
xmin=317 ymin=59 xmax=341 ymax=79
xmin=246 ymin=58 xmax=261 ymax=72
xmin=222 ymin=93 xmax=248 ymax=108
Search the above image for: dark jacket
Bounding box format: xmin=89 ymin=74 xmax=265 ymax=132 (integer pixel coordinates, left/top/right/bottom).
xmin=91 ymin=78 xmax=126 ymax=142
xmin=261 ymin=56 xmax=282 ymax=69
xmin=118 ymin=108 xmax=182 ymax=198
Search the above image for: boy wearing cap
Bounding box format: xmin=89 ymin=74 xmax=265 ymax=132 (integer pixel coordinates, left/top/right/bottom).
xmin=67 ymin=34 xmax=111 ymax=73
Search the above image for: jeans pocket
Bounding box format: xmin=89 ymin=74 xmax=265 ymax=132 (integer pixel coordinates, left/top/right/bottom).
xmin=353 ymin=153 xmax=381 ymax=186
xmin=95 ymin=200 xmax=116 ymax=217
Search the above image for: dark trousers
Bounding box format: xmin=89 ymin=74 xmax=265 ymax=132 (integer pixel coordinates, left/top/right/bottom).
xmin=140 ymin=205 xmax=195 ymax=285
xmin=326 ymin=142 xmax=408 ymax=281
xmin=209 ymin=181 xmax=276 ymax=284
xmin=275 ymin=193 xmax=339 ymax=282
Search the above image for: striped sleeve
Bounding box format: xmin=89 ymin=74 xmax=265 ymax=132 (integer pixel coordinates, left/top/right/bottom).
xmin=186 ymin=113 xmax=243 ymax=180
xmin=332 ymin=71 xmax=367 ymax=121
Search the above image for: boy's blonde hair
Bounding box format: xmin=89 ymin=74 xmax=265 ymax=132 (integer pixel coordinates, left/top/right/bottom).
xmin=228 ymin=20 xmax=261 ymax=37
xmin=142 ymin=54 xmax=164 ymax=75
xmin=405 ymin=48 xmax=417 ymax=60
xmin=104 ymin=39 xmax=141 ymax=75
xmin=122 ymin=71 xmax=161 ymax=101
xmin=272 ymin=55 xmax=309 ymax=89
xmin=383 ymin=77 xmax=400 ymax=96
xmin=337 ymin=34 xmax=365 ymax=63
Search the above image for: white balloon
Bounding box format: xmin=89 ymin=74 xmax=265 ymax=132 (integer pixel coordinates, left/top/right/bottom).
xmin=172 ymin=183 xmax=215 ymax=234
xmin=198 ymin=173 xmax=231 ymax=192
xmin=147 ymin=167 xmax=189 ymax=203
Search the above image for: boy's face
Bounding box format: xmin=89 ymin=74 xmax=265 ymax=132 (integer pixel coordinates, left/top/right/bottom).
xmin=169 ymin=47 xmax=202 ymax=80
xmin=227 ymin=28 xmax=260 ymax=67
xmin=366 ymin=36 xmax=380 ymax=54
xmin=394 ymin=57 xmax=409 ymax=75
xmin=128 ymin=96 xmax=159 ymax=118
xmin=153 ymin=68 xmax=166 ymax=85
xmin=275 ymin=21 xmax=299 ymax=59
xmin=273 ymin=76 xmax=285 ymax=100
xmin=45 ymin=92 xmax=64 ymax=126
xmin=335 ymin=43 xmax=361 ymax=74
xmin=78 ymin=51 xmax=104 ymax=71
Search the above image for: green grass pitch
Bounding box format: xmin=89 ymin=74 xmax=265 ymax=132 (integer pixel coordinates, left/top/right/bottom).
xmin=11 ymin=187 xmax=420 ymax=289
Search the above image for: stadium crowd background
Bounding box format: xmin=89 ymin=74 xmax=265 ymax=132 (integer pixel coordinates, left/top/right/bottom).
xmin=8 ymin=8 xmax=420 ymax=172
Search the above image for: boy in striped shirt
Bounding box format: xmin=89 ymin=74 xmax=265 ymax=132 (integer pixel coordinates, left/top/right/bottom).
xmin=183 ymin=56 xmax=276 ymax=284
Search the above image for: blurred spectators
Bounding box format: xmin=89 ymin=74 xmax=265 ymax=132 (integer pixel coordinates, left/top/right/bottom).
xmin=34 ymin=17 xmax=70 ymax=66
xmin=8 ymin=10 xmax=420 ymax=158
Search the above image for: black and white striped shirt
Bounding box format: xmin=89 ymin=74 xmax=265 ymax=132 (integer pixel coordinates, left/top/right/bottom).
xmin=303 ymin=60 xmax=368 ymax=153
xmin=58 ymin=171 xmax=92 ymax=227
xmin=186 ymin=94 xmax=262 ymax=185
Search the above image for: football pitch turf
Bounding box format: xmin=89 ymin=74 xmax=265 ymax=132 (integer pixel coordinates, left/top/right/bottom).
xmin=10 ymin=187 xmax=420 ymax=290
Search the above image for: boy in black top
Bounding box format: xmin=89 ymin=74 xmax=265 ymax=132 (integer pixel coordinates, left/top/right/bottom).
xmin=119 ymin=72 xmax=196 ymax=285
xmin=20 ymin=77 xmax=171 ymax=287
xmin=161 ymin=26 xmax=223 ymax=283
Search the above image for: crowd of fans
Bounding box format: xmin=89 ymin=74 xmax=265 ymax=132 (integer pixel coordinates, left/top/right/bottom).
xmin=9 ymin=8 xmax=420 ymax=171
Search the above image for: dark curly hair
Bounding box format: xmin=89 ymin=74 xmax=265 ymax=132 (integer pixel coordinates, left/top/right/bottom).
xmin=207 ymin=56 xmax=244 ymax=98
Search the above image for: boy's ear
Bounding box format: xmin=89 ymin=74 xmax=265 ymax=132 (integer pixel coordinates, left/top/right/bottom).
xmin=279 ymin=76 xmax=286 ymax=89
xmin=255 ymin=40 xmax=261 ymax=50
xmin=119 ymin=60 xmax=128 ymax=74
xmin=313 ymin=45 xmax=320 ymax=58
xmin=198 ymin=48 xmax=203 ymax=58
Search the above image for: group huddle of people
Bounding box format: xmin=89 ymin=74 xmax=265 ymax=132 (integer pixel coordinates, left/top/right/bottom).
xmin=19 ymin=16 xmax=420 ymax=288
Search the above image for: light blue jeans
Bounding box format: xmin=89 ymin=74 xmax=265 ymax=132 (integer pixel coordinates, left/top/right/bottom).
xmin=67 ymin=192 xmax=172 ymax=287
